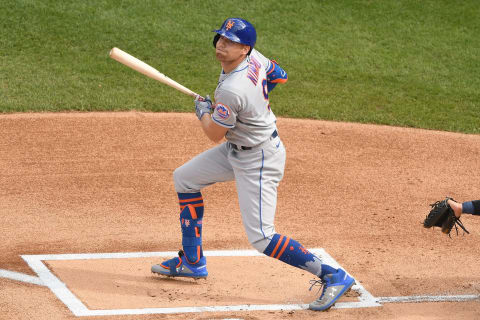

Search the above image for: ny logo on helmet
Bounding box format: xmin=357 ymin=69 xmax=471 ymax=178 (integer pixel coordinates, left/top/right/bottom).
xmin=226 ymin=20 xmax=235 ymax=30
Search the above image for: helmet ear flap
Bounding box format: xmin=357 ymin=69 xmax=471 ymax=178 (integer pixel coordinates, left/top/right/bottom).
xmin=213 ymin=34 xmax=220 ymax=48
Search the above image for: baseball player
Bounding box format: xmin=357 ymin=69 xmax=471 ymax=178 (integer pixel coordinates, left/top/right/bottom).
xmin=151 ymin=17 xmax=354 ymax=311
xmin=447 ymin=199 xmax=480 ymax=218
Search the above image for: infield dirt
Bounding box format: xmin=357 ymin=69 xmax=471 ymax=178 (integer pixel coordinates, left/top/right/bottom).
xmin=1 ymin=112 xmax=479 ymax=319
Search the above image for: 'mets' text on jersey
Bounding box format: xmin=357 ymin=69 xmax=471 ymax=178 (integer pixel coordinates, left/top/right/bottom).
xmin=212 ymin=49 xmax=276 ymax=147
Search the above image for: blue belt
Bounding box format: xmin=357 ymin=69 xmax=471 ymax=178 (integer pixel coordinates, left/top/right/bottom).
xmin=231 ymin=130 xmax=278 ymax=151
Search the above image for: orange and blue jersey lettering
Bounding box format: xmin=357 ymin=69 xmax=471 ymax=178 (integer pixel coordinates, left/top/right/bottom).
xmin=247 ymin=56 xmax=261 ymax=86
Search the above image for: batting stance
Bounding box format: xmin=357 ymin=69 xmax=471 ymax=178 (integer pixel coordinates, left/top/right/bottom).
xmin=151 ymin=18 xmax=354 ymax=311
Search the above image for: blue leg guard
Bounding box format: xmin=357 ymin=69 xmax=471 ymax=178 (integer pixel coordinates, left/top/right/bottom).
xmin=178 ymin=192 xmax=204 ymax=264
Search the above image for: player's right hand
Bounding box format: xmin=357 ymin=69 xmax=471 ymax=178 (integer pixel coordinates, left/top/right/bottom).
xmin=195 ymin=95 xmax=213 ymax=120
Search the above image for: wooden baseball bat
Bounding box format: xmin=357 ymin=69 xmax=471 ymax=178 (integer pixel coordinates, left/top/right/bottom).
xmin=109 ymin=47 xmax=203 ymax=100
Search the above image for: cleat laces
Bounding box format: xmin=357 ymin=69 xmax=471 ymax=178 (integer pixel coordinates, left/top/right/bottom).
xmin=309 ymin=278 xmax=327 ymax=299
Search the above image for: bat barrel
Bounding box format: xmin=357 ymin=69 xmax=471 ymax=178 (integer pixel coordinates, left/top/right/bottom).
xmin=109 ymin=47 xmax=203 ymax=100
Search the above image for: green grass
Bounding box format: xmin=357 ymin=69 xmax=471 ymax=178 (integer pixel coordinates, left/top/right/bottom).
xmin=1 ymin=0 xmax=479 ymax=133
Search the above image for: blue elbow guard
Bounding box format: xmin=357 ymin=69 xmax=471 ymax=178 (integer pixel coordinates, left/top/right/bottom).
xmin=266 ymin=60 xmax=287 ymax=92
xmin=267 ymin=81 xmax=278 ymax=92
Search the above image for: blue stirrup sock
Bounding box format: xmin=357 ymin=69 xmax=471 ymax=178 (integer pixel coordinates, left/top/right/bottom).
xmin=178 ymin=192 xmax=204 ymax=264
xmin=263 ymin=234 xmax=336 ymax=278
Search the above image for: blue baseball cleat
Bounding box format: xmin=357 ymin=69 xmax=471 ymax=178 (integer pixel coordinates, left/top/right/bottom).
xmin=151 ymin=250 xmax=208 ymax=279
xmin=309 ymin=268 xmax=355 ymax=311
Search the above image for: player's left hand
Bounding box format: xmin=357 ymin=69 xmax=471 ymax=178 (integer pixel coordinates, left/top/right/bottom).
xmin=195 ymin=95 xmax=212 ymax=120
xmin=423 ymin=197 xmax=470 ymax=237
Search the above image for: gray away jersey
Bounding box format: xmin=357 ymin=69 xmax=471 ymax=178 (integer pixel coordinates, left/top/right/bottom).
xmin=212 ymin=49 xmax=277 ymax=147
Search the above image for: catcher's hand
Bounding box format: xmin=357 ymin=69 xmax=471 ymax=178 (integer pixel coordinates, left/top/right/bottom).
xmin=423 ymin=197 xmax=469 ymax=236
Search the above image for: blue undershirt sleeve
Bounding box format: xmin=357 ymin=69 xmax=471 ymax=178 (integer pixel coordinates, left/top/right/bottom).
xmin=463 ymin=200 xmax=480 ymax=215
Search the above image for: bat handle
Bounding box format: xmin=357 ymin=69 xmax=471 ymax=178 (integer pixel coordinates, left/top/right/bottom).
xmin=194 ymin=94 xmax=206 ymax=102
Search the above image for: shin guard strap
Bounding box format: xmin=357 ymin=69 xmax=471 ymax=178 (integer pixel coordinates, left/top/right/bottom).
xmin=182 ymin=236 xmax=202 ymax=247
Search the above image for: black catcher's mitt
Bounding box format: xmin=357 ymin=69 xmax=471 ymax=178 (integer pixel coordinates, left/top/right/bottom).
xmin=423 ymin=197 xmax=469 ymax=236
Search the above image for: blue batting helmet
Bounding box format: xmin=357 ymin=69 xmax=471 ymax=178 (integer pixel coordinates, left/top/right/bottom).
xmin=213 ymin=18 xmax=256 ymax=54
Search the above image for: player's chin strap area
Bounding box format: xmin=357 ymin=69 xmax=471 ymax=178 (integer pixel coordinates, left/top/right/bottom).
xmin=230 ymin=129 xmax=278 ymax=151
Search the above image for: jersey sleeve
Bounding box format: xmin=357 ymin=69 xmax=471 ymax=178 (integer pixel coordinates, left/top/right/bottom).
xmin=251 ymin=49 xmax=272 ymax=71
xmin=211 ymin=89 xmax=242 ymax=128
xmin=251 ymin=49 xmax=288 ymax=93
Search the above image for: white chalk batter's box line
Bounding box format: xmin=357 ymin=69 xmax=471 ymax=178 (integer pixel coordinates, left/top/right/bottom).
xmin=0 ymin=249 xmax=474 ymax=317
xmin=17 ymin=248 xmax=375 ymax=316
